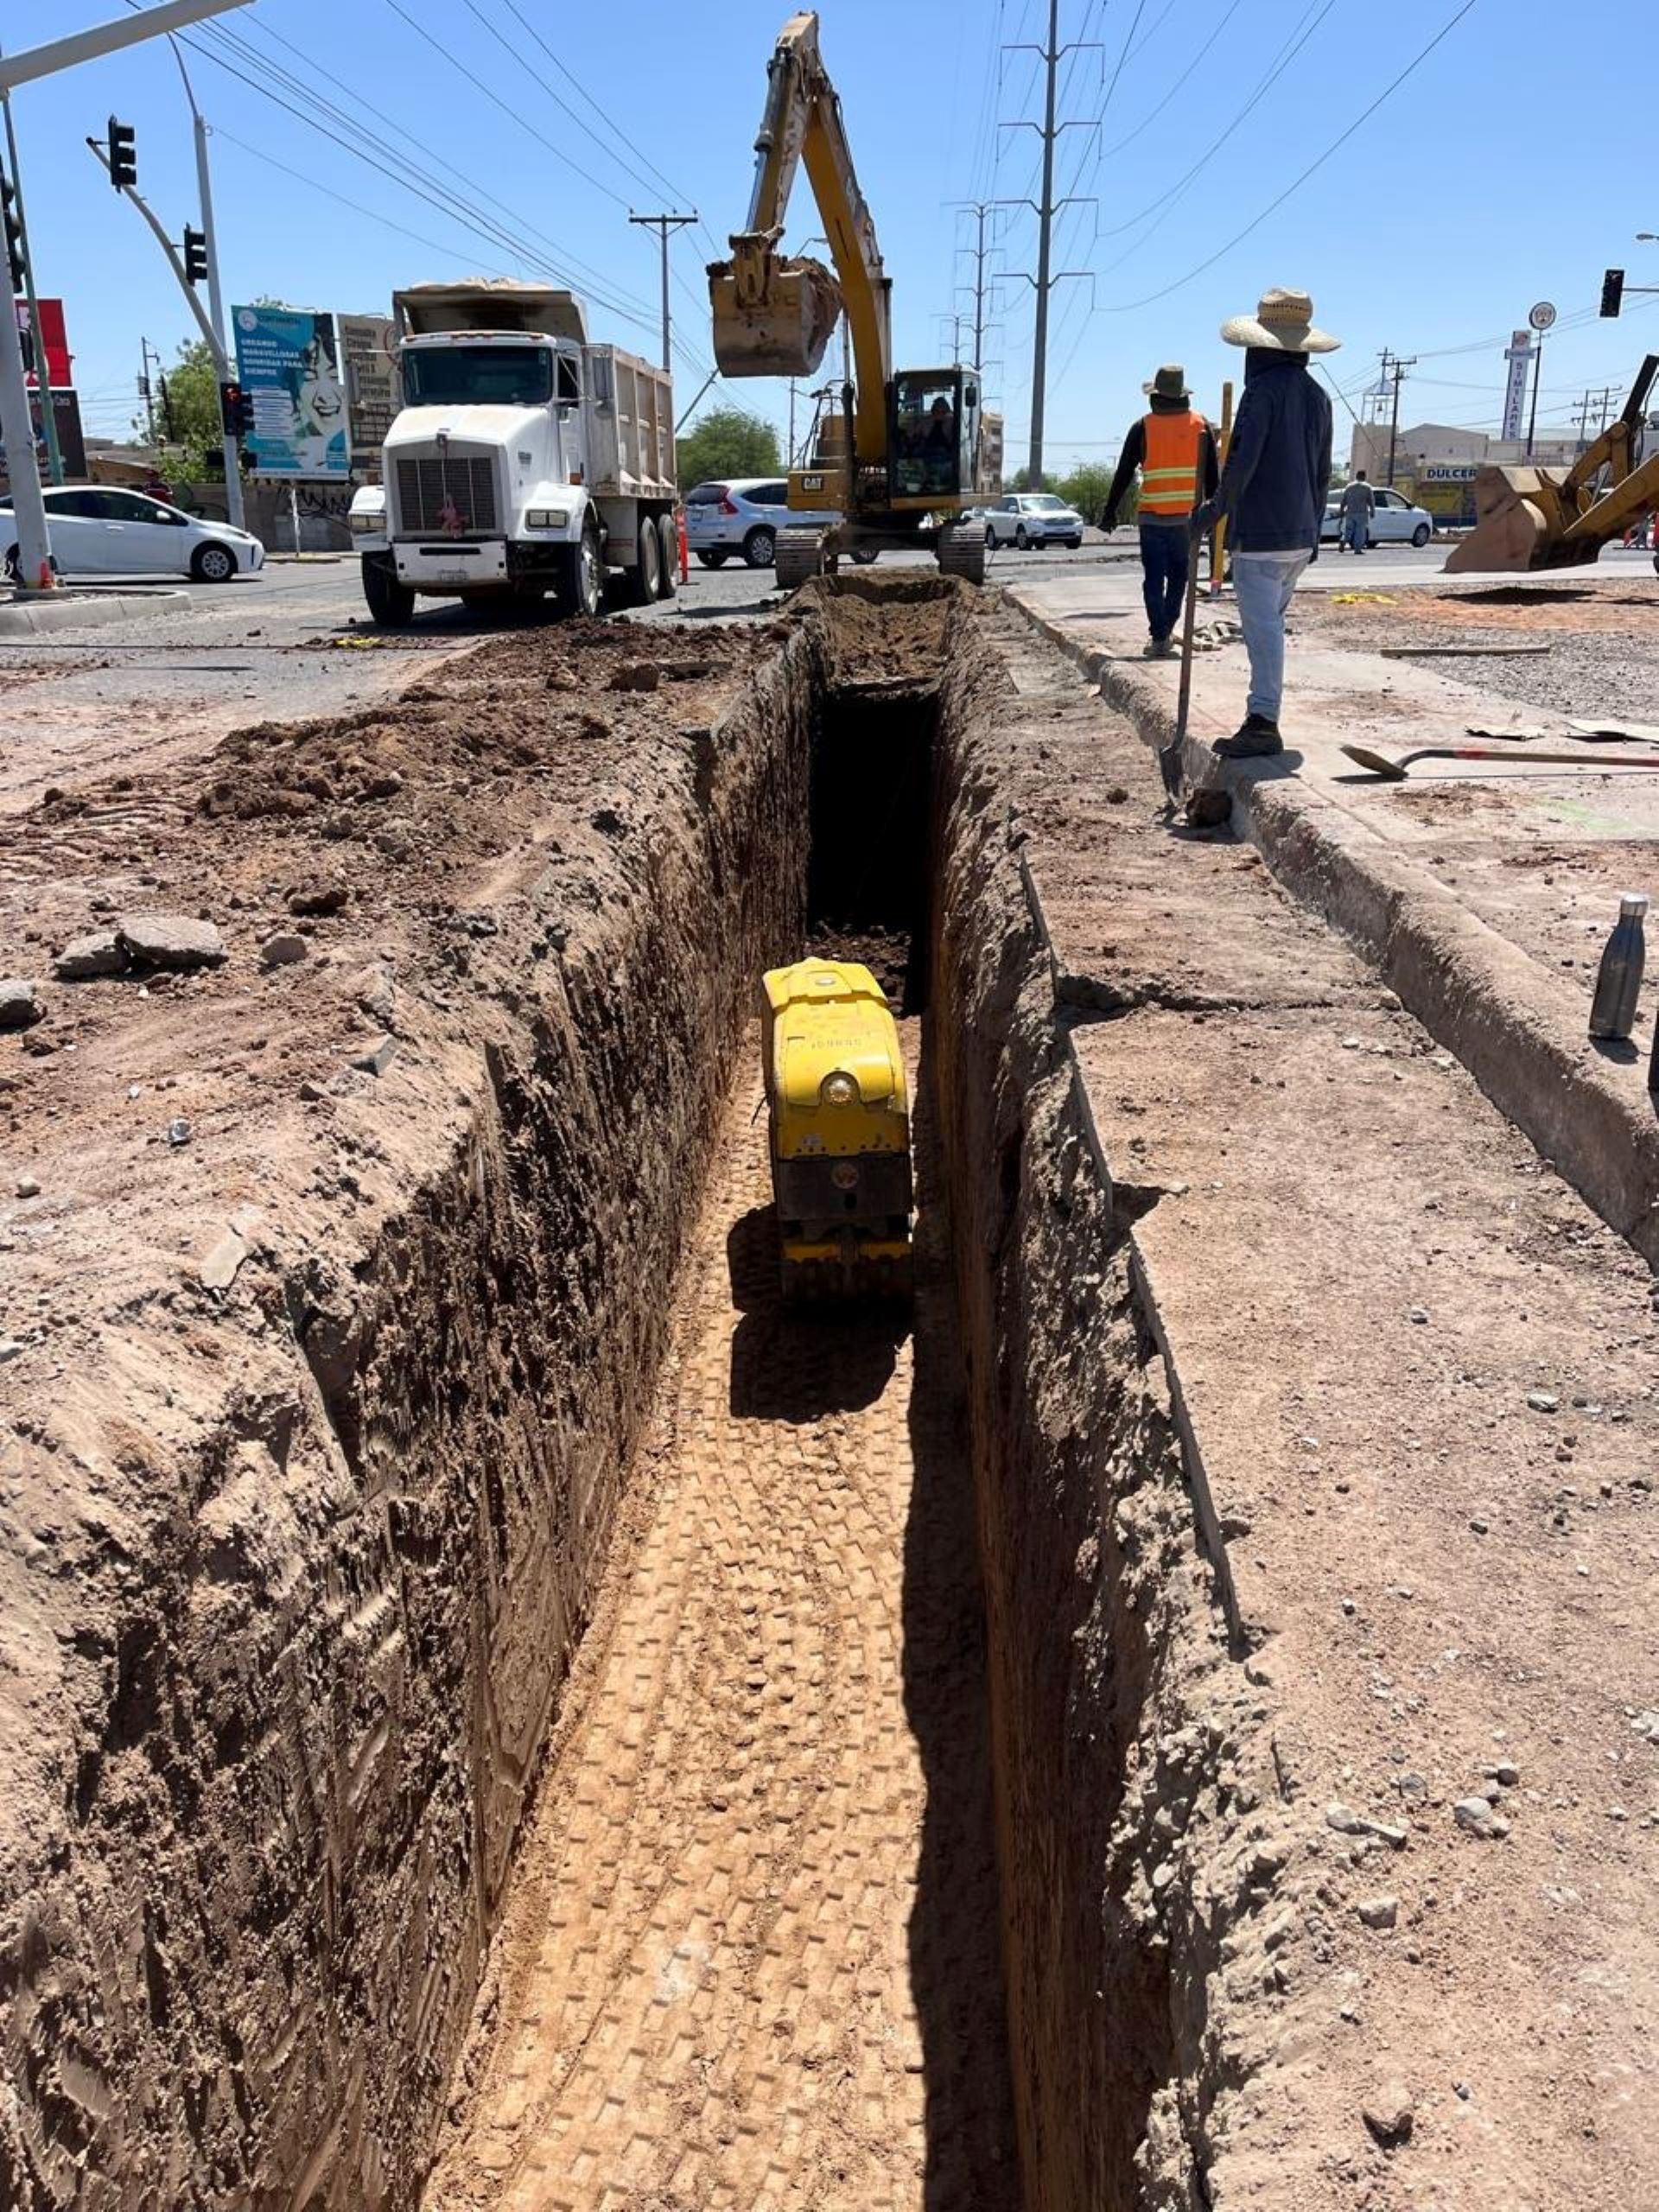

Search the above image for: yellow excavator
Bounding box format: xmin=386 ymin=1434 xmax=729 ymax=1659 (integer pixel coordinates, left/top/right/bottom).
xmin=1447 ymin=353 xmax=1659 ymax=574
xmin=709 ymin=10 xmax=992 ymax=588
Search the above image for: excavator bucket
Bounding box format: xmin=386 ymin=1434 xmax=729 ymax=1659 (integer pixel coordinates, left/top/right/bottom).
xmin=1444 ymin=467 xmax=1588 ymax=574
xmin=709 ymin=248 xmax=842 ymax=378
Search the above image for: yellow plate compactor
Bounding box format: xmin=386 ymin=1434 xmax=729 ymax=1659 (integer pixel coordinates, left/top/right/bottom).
xmin=760 ymin=959 xmax=913 ymax=1298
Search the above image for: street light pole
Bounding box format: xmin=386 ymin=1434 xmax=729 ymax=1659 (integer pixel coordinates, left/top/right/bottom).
xmin=168 ymin=38 xmax=245 ymax=531
xmin=1525 ymin=334 xmax=1545 ymax=460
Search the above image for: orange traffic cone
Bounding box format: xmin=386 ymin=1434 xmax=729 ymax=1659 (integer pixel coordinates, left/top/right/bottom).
xmin=676 ymin=506 xmax=689 ymax=584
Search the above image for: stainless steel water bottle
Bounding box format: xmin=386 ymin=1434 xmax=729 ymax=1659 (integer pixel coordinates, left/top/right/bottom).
xmin=1590 ymin=892 xmax=1647 ymax=1042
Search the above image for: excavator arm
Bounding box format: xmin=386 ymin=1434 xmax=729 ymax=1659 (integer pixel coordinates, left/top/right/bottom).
xmin=709 ymin=10 xmax=892 ymax=467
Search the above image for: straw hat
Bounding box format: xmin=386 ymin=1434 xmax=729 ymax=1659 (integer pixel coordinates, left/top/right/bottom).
xmin=1141 ymin=363 xmax=1191 ymax=401
xmin=1220 ymin=287 xmax=1340 ymax=353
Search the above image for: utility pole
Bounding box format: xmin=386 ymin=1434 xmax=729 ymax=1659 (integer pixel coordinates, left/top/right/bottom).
xmin=628 ymin=211 xmax=696 ymax=375
xmin=0 ymin=61 xmax=64 ymax=486
xmin=168 ymin=37 xmax=245 ymax=531
xmin=1381 ymin=350 xmax=1415 ymax=486
xmin=138 ymin=336 xmax=161 ymax=445
xmin=999 ymin=3 xmax=1101 ymax=487
xmin=0 ymin=2 xmax=251 ymax=592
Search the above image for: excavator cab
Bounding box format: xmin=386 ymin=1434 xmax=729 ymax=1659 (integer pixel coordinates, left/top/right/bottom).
xmin=887 ymin=369 xmax=980 ymax=505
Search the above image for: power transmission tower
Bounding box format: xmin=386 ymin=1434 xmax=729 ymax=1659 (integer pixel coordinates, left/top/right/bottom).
xmin=628 ymin=210 xmax=697 ymax=374
xmin=998 ymin=2 xmax=1101 ymax=487
xmin=949 ymin=200 xmax=1005 ymax=376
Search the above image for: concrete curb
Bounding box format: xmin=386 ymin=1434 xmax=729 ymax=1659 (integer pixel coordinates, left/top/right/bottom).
xmin=1010 ymin=590 xmax=1659 ymax=1271
xmin=0 ymin=589 xmax=188 ymax=641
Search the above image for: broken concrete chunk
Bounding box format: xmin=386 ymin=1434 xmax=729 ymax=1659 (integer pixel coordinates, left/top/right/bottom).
xmin=0 ymin=980 xmax=43 ymax=1031
xmin=54 ymin=929 xmax=127 ymax=981
xmin=355 ymin=965 xmax=396 ymax=1027
xmin=1356 ymin=1895 xmax=1399 ymax=1929
xmin=119 ymin=914 xmax=226 ymax=970
xmin=259 ymin=932 xmax=309 ymax=969
xmin=199 ymin=1226 xmax=248 ymax=1292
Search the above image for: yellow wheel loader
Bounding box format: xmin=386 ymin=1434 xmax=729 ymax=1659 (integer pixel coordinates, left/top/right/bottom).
xmin=1446 ymin=353 xmax=1659 ymax=574
xmin=709 ymin=10 xmax=995 ymax=587
xmin=760 ymin=960 xmax=913 ymax=1299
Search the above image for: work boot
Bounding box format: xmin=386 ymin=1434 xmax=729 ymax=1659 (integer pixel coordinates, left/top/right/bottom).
xmin=1142 ymin=634 xmax=1175 ymax=658
xmin=1214 ymin=713 xmax=1283 ymax=760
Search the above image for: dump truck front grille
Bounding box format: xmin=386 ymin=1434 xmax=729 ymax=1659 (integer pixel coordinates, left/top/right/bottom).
xmin=393 ymin=454 xmax=499 ymax=537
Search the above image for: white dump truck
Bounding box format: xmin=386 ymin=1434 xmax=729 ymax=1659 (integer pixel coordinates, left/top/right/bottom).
xmin=347 ymin=281 xmax=677 ymax=626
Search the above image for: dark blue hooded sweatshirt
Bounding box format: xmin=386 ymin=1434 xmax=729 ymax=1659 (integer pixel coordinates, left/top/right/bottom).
xmin=1215 ymin=349 xmax=1332 ymax=555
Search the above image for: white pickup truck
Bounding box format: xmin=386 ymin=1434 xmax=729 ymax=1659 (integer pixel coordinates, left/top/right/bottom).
xmin=348 ymin=281 xmax=677 ymax=626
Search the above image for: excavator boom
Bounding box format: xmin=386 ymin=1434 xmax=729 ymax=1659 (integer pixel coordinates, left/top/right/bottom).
xmin=708 ymin=10 xmax=892 ymax=465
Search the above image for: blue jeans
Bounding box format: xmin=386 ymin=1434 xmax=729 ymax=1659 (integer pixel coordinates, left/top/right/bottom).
xmin=1231 ymin=550 xmax=1311 ymax=722
xmin=1139 ymin=518 xmax=1189 ymax=642
xmin=1343 ymin=511 xmax=1369 ymax=553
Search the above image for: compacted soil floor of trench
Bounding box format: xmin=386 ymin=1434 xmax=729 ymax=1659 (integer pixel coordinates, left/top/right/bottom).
xmin=424 ymin=1029 xmax=1020 ymax=2212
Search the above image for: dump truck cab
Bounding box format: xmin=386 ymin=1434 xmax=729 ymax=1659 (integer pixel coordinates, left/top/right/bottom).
xmin=760 ymin=959 xmax=913 ymax=1297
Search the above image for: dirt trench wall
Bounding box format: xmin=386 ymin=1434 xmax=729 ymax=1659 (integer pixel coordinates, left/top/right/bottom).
xmin=0 ymin=644 xmax=813 ymax=2209
xmin=930 ymin=609 xmax=1268 ymax=2210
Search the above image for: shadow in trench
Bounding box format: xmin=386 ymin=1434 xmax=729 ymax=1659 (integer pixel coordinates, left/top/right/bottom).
xmin=728 ymin=1204 xmax=909 ymax=1419
xmin=901 ymin=1016 xmax=1024 ymax=2209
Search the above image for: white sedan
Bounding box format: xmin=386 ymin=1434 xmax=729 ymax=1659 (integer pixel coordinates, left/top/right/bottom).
xmin=982 ymin=493 xmax=1087 ymax=550
xmin=1 ymin=486 xmax=265 ymax=583
xmin=1321 ymin=487 xmax=1433 ymax=548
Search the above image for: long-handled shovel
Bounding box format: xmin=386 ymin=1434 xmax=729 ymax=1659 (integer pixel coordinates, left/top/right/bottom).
xmin=1157 ymin=521 xmax=1205 ymax=805
xmin=1341 ymin=741 xmax=1659 ymax=783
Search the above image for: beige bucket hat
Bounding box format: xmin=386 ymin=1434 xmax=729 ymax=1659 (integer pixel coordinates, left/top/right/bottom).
xmin=1220 ymin=286 xmax=1340 ymax=353
xmin=1141 ymin=363 xmax=1191 ymax=401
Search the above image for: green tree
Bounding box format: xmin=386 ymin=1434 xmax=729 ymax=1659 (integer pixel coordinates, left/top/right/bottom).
xmin=1010 ymin=466 xmax=1031 ymax=493
xmin=1056 ymin=461 xmax=1115 ymax=525
xmin=675 ymin=405 xmax=782 ymax=490
xmin=137 ymin=337 xmax=225 ymax=476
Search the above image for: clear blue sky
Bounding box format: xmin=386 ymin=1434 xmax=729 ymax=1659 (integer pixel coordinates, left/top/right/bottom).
xmin=7 ymin=0 xmax=1654 ymax=474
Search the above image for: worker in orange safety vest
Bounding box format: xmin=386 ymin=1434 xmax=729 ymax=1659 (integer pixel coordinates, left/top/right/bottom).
xmin=1099 ymin=364 xmax=1220 ymax=658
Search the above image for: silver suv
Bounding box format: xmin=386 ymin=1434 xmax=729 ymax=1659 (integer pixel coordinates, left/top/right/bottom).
xmin=683 ymin=477 xmax=839 ymax=569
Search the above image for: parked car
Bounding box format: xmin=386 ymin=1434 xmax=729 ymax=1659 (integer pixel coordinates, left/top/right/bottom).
xmin=1320 ymin=487 xmax=1433 ymax=549
xmin=982 ymin=493 xmax=1086 ymax=550
xmin=0 ymin=486 xmax=265 ymax=582
xmin=683 ymin=477 xmax=841 ymax=569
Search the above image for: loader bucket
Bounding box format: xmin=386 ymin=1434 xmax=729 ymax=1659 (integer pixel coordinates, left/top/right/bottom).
xmin=709 ymin=252 xmax=842 ymax=378
xmin=1444 ymin=464 xmax=1593 ymax=574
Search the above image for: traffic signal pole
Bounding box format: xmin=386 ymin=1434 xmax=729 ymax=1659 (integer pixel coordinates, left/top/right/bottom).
xmin=171 ymin=39 xmax=245 ymax=531
xmin=1 ymin=62 xmax=64 ymax=486
xmin=0 ymin=0 xmax=251 ymax=592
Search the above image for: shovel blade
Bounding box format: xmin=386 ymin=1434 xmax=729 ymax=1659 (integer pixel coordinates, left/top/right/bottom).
xmin=1158 ymin=738 xmax=1185 ymax=798
xmin=1339 ymin=742 xmax=1408 ymax=781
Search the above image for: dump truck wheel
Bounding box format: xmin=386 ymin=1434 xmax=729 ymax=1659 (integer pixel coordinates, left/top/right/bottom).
xmin=556 ymin=523 xmax=604 ymax=620
xmin=937 ymin=524 xmax=988 ymax=586
xmin=775 ymin=529 xmax=829 ymax=591
xmin=623 ymin=517 xmax=662 ymax=607
xmin=361 ymin=555 xmax=415 ymax=629
xmin=655 ymin=512 xmax=677 ymax=597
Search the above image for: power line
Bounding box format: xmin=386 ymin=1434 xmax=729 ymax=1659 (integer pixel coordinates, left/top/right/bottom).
xmin=1097 ymin=0 xmax=1483 ymax=314
xmin=1103 ymin=0 xmax=1244 ymax=157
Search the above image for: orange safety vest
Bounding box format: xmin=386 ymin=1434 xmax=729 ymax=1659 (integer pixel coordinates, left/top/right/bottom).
xmin=1140 ymin=408 xmax=1207 ymax=517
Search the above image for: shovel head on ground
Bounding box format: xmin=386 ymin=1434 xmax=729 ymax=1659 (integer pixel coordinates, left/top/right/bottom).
xmin=1341 ymin=740 xmax=1659 ymax=783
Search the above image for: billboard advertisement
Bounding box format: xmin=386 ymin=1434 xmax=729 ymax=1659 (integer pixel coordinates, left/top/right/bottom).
xmin=338 ymin=313 xmax=398 ymax=470
xmin=1502 ymin=330 xmax=1532 ymax=443
xmin=232 ymin=303 xmax=348 ymax=477
xmin=0 ymin=390 xmax=86 ymax=488
xmin=12 ymin=296 xmax=73 ymax=391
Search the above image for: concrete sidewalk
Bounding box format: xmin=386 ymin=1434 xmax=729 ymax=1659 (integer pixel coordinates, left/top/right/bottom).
xmin=1007 ymin=569 xmax=1659 ymax=1267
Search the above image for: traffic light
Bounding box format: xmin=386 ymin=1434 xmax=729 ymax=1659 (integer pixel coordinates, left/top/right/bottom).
xmin=108 ymin=117 xmax=137 ymax=192
xmin=1600 ymin=268 xmax=1625 ymax=319
xmin=182 ymin=225 xmax=208 ymax=286
xmin=2 ymin=175 xmax=24 ymax=290
xmin=219 ymin=379 xmax=253 ymax=438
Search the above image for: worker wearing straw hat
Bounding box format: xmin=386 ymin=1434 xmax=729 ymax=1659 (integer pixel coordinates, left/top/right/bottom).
xmin=1099 ymin=364 xmax=1219 ymax=658
xmin=1190 ymin=287 xmax=1337 ymax=757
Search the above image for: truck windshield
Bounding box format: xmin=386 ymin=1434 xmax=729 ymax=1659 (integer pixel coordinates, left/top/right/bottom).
xmin=402 ymin=345 xmax=553 ymax=408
